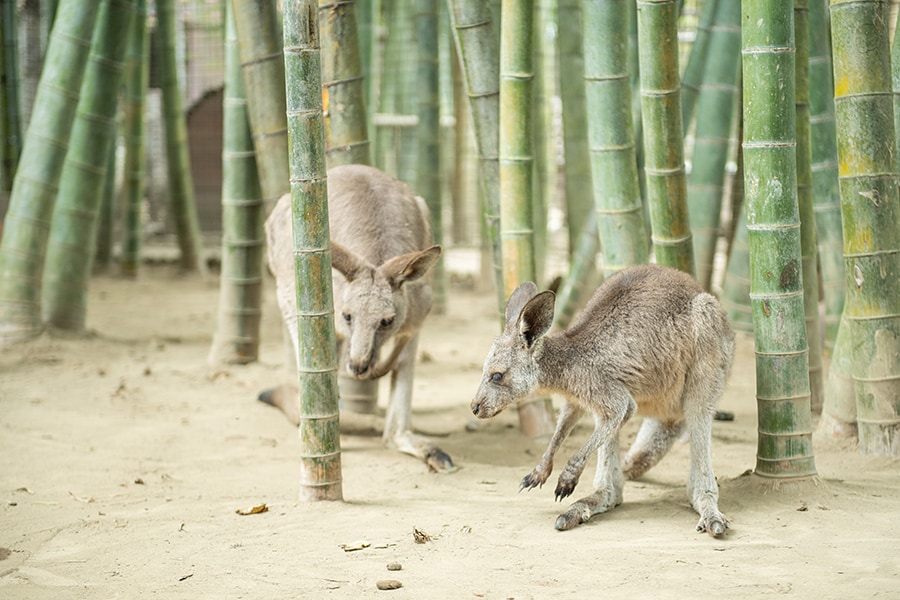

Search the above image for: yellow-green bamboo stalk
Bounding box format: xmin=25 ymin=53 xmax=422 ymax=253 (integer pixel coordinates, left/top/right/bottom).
xmin=120 ymin=0 xmax=149 ymax=279
xmin=42 ymin=0 xmax=137 ymax=331
xmin=637 ymin=0 xmax=692 ymax=274
xmin=283 ymin=0 xmax=343 ymax=501
xmin=209 ymin=0 xmax=266 ymax=365
xmin=1 ymin=0 xmax=22 ymax=189
xmin=681 ymin=0 xmax=717 ymax=135
xmin=0 ymin=0 xmax=100 ymax=344
xmin=742 ymin=0 xmax=816 ymax=477
xmin=830 ymin=0 xmax=900 ymax=455
xmin=318 ymin=0 xmax=371 ymax=166
xmin=584 ymin=0 xmax=649 ymax=277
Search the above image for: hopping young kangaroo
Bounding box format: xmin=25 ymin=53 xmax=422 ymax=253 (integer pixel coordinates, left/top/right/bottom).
xmin=472 ymin=264 xmax=735 ymax=536
xmin=262 ymin=164 xmax=453 ymax=472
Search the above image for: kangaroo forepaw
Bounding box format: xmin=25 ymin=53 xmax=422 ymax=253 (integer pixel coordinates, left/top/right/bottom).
xmin=424 ymin=448 xmax=455 ymax=473
xmin=554 ymin=470 xmax=580 ymax=501
xmin=696 ymin=512 xmax=729 ymax=537
xmin=520 ymin=465 xmax=551 ymax=492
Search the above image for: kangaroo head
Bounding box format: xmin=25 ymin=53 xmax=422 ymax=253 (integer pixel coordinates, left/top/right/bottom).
xmin=331 ymin=242 xmax=441 ymax=379
xmin=471 ymin=282 xmax=556 ymax=418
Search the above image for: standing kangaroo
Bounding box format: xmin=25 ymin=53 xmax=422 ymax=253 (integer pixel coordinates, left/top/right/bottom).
xmin=472 ymin=264 xmax=734 ymax=536
xmin=262 ymin=164 xmax=453 ymax=472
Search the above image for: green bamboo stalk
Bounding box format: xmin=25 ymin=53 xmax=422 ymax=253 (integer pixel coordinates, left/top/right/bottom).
xmin=231 ymin=0 xmax=290 ymax=207
xmin=720 ymin=148 xmax=754 ymax=332
xmin=0 ymin=0 xmax=100 ymax=344
xmin=209 ymin=0 xmax=266 ymax=365
xmin=283 ymin=0 xmax=343 ymax=501
xmin=531 ymin=0 xmax=554 ymax=283
xmin=120 ymin=0 xmax=149 ymax=279
xmin=499 ymin=0 xmax=555 ymax=439
xmin=0 ymin=31 xmax=7 ymax=191
xmin=499 ymin=0 xmax=535 ymax=296
xmin=1 ymin=0 xmax=22 ymax=189
xmin=742 ymin=0 xmax=816 ymax=478
xmin=830 ymin=0 xmax=900 ymax=455
xmin=157 ymin=0 xmax=205 ymax=273
xmin=794 ymin=0 xmax=825 ymax=414
xmin=681 ymin=0 xmax=717 ymax=135
xmin=552 ymin=210 xmax=599 ymax=329
xmin=415 ymin=0 xmax=446 ymax=314
xmin=637 ymin=0 xmax=692 ymax=274
xmin=318 ymin=0 xmax=371 ymax=166
xmin=584 ymin=0 xmax=649 ymax=278
xmin=685 ymin=0 xmax=740 ymax=289
xmin=447 ymin=0 xmax=505 ymax=319
xmin=809 ymin=0 xmax=844 ymax=348
xmin=41 ymin=0 xmax=136 ymax=331
xmin=558 ymin=0 xmax=594 ymax=258
xmin=94 ymin=134 xmax=117 ymax=272
xmin=41 ymin=0 xmax=59 ymax=54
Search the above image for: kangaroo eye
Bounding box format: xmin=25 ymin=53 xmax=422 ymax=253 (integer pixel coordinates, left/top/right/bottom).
xmin=380 ymin=317 xmax=394 ymax=328
xmin=342 ymin=313 xmax=352 ymax=324
xmin=490 ymin=372 xmax=503 ymax=384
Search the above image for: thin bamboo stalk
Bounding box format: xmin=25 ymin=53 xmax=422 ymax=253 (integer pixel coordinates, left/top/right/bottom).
xmin=686 ymin=0 xmax=740 ymax=289
xmin=283 ymin=0 xmax=343 ymax=501
xmin=681 ymin=0 xmax=717 ymax=134
xmin=794 ymin=0 xmax=825 ymax=414
xmin=637 ymin=0 xmax=692 ymax=274
xmin=808 ymin=0 xmax=844 ymax=348
xmin=416 ymin=0 xmax=446 ymax=313
xmin=208 ymin=0 xmax=266 ymax=365
xmin=1 ymin=0 xmax=22 ymax=188
xmin=120 ymin=0 xmax=149 ymax=279
xmin=157 ymin=0 xmax=205 ymax=273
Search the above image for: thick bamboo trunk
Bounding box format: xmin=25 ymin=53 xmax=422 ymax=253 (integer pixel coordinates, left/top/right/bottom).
xmin=742 ymin=0 xmax=816 ymax=477
xmin=284 ymin=0 xmax=343 ymax=501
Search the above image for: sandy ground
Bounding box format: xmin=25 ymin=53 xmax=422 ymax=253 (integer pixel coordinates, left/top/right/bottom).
xmin=1 ymin=259 xmax=899 ymax=599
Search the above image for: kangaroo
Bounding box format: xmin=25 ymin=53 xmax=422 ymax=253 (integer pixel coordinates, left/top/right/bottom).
xmin=262 ymin=164 xmax=453 ymax=472
xmin=471 ymin=264 xmax=734 ymax=536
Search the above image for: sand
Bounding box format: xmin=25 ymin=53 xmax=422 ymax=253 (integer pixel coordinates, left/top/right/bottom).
xmin=1 ymin=262 xmax=898 ymax=599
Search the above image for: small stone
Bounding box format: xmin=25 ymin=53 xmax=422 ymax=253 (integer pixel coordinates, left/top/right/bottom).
xmin=386 ymin=562 xmax=402 ymax=571
xmin=376 ymin=579 xmax=403 ymax=590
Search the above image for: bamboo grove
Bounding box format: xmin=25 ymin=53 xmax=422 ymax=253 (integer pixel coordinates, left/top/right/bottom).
xmin=1 ymin=0 xmax=899 ymax=500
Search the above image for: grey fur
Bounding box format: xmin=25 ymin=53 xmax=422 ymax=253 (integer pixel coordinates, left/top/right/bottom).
xmin=265 ymin=164 xmax=452 ymax=471
xmin=472 ymin=264 xmax=735 ymax=535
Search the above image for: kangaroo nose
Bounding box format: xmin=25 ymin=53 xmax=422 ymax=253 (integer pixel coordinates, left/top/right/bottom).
xmin=471 ymin=400 xmax=482 ymax=417
xmin=348 ymin=361 xmax=370 ymax=378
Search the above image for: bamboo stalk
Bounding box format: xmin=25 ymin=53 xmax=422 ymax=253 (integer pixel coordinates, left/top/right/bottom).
xmin=685 ymin=0 xmax=740 ymax=289
xmin=120 ymin=0 xmax=149 ymax=279
xmin=318 ymin=0 xmax=371 ymax=166
xmin=0 ymin=0 xmax=100 ymax=344
xmin=808 ymin=0 xmax=844 ymax=348
xmin=1 ymin=0 xmax=22 ymax=189
xmin=231 ymin=0 xmax=290 ymax=207
xmin=830 ymin=0 xmax=900 ymax=455
xmin=681 ymin=0 xmax=717 ymax=134
xmin=42 ymin=0 xmax=137 ymax=331
xmin=742 ymin=0 xmax=816 ymax=477
xmin=637 ymin=0 xmax=692 ymax=274
xmin=208 ymin=0 xmax=266 ymax=365
xmin=283 ymin=0 xmax=343 ymax=501
xmin=583 ymin=0 xmax=649 ymax=277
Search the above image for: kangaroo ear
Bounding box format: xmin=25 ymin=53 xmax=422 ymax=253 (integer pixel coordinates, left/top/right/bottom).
xmin=505 ymin=281 xmax=539 ymax=328
xmin=330 ymin=241 xmax=369 ymax=282
xmin=517 ymin=291 xmax=555 ymax=348
xmin=381 ymin=245 xmax=442 ymax=288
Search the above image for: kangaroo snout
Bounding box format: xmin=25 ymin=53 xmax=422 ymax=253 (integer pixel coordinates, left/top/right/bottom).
xmin=347 ymin=359 xmax=373 ymax=379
